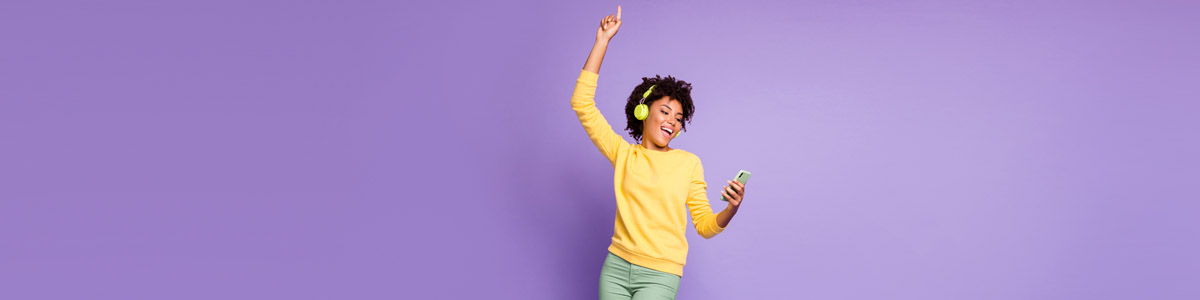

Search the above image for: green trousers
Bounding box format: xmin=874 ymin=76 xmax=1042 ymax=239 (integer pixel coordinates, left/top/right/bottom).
xmin=599 ymin=252 xmax=681 ymax=300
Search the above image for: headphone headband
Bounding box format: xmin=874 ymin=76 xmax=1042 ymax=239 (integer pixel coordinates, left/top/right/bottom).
xmin=642 ymin=85 xmax=656 ymax=99
xmin=639 ymin=85 xmax=656 ymax=104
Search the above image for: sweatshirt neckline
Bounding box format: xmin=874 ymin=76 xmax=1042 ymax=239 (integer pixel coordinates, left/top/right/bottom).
xmin=636 ymin=144 xmax=678 ymax=154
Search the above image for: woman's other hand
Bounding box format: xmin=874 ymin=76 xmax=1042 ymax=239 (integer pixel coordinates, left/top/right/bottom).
xmin=722 ymin=180 xmax=746 ymax=211
xmin=596 ymin=6 xmax=622 ymax=42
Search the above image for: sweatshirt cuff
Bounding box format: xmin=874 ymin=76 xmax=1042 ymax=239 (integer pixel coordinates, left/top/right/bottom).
xmin=579 ymin=69 xmax=599 ymax=83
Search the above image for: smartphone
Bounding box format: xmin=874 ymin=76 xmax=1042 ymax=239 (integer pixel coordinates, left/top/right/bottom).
xmin=720 ymin=170 xmax=752 ymax=202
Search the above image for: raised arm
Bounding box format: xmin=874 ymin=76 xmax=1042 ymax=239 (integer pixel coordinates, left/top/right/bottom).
xmin=571 ymin=6 xmax=630 ymax=165
xmin=583 ymin=6 xmax=621 ymax=74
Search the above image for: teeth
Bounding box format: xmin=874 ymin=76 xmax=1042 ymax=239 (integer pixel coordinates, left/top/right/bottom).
xmin=662 ymin=127 xmax=673 ymax=134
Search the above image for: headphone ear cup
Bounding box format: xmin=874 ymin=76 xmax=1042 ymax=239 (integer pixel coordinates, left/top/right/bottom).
xmin=674 ymin=129 xmax=681 ymax=138
xmin=634 ymin=104 xmax=649 ymax=120
xmin=635 ymin=85 xmax=655 ymax=121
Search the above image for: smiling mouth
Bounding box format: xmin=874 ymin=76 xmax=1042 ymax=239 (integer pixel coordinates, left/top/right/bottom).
xmin=661 ymin=127 xmax=673 ymax=138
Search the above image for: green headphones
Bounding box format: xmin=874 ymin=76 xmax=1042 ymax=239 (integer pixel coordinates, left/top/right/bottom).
xmin=633 ymin=84 xmax=681 ymax=138
xmin=633 ymin=85 xmax=655 ymax=120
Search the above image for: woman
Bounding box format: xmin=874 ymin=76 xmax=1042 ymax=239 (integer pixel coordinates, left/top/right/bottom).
xmin=572 ymin=6 xmax=748 ymax=300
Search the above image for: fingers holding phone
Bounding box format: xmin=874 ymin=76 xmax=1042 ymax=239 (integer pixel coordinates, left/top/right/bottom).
xmin=720 ymin=170 xmax=750 ymax=208
xmin=722 ymin=180 xmax=746 ymax=208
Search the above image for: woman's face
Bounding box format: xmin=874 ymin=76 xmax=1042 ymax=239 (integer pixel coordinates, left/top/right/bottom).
xmin=642 ymin=96 xmax=684 ymax=148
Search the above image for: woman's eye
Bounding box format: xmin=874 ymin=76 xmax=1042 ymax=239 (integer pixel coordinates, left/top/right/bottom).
xmin=676 ymin=118 xmax=682 ymax=122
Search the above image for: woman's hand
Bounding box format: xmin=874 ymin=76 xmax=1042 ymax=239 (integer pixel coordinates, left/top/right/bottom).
xmin=722 ymin=180 xmax=747 ymax=211
xmin=583 ymin=6 xmax=621 ymax=73
xmin=715 ymin=180 xmax=746 ymax=228
xmin=595 ymin=6 xmax=622 ymax=42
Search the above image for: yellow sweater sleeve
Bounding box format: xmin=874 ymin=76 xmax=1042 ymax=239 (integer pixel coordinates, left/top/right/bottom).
xmin=570 ymin=69 xmax=630 ymax=165
xmin=688 ymin=159 xmax=727 ymax=239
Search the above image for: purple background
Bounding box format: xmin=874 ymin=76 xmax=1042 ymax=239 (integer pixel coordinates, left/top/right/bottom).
xmin=3 ymin=0 xmax=1198 ymax=299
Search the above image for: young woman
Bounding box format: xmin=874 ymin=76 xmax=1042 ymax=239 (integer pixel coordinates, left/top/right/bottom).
xmin=571 ymin=6 xmax=747 ymax=300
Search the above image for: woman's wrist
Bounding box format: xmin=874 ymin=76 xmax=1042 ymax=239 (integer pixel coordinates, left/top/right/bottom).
xmin=583 ymin=39 xmax=610 ymax=73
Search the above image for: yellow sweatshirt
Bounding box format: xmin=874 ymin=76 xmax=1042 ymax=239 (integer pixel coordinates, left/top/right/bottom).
xmin=571 ymin=69 xmax=725 ymax=276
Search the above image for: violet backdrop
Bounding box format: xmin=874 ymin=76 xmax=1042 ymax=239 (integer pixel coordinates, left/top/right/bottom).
xmin=2 ymin=0 xmax=1198 ymax=299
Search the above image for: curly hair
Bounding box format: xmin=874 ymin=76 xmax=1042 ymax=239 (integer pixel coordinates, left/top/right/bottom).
xmin=623 ymin=75 xmax=695 ymax=142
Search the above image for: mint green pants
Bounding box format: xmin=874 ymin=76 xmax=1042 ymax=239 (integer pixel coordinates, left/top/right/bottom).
xmin=599 ymin=252 xmax=681 ymax=300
